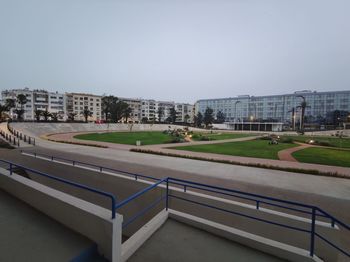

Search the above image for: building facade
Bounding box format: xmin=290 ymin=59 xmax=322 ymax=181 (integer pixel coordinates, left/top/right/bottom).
xmin=196 ymin=90 xmax=350 ymax=124
xmin=66 ymin=93 xmax=102 ymax=122
xmin=1 ymin=88 xmax=65 ymax=120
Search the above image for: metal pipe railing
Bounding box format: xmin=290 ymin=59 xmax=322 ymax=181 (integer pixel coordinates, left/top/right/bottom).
xmin=0 ymin=159 xmax=117 ymax=218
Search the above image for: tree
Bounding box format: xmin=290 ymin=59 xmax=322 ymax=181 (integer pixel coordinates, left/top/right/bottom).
xmin=42 ymin=109 xmax=52 ymax=121
xmin=51 ymin=112 xmax=59 ymax=122
xmin=68 ymin=112 xmax=77 ymax=121
xmin=194 ymin=112 xmax=203 ymax=127
xmin=0 ymin=105 xmax=8 ymax=121
xmin=141 ymin=117 xmax=148 ymax=124
xmin=5 ymin=99 xmax=15 ymax=110
xmin=169 ymin=107 xmax=177 ymax=124
xmin=16 ymin=94 xmax=27 ymax=120
xmin=296 ymin=96 xmax=310 ymax=133
xmin=216 ymin=111 xmax=225 ymax=123
xmin=111 ymin=100 xmax=129 ymax=123
xmin=123 ymin=106 xmax=133 ymax=123
xmin=157 ymin=107 xmax=164 ymax=123
xmin=184 ymin=114 xmax=190 ymax=124
xmin=102 ymin=95 xmax=118 ymax=122
xmin=34 ymin=109 xmax=43 ymax=121
xmin=82 ymin=107 xmax=93 ymax=123
xmin=203 ymin=107 xmax=214 ymax=128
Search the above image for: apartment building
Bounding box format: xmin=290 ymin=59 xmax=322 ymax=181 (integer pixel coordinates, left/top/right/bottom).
xmin=196 ymin=90 xmax=350 ymax=124
xmin=1 ymin=88 xmax=65 ymax=120
xmin=119 ymin=97 xmax=142 ymax=122
xmin=175 ymin=103 xmax=194 ymax=123
xmin=66 ymin=93 xmax=102 ymax=121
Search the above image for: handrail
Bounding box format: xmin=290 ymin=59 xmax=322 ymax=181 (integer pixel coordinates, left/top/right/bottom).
xmin=22 ymin=150 xmax=159 ymax=182
xmin=115 ymin=178 xmax=167 ymax=209
xmin=13 ymin=152 xmax=350 ymax=258
xmin=0 ymin=159 xmax=117 ymax=218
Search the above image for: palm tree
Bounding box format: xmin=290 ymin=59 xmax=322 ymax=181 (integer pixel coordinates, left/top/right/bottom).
xmin=34 ymin=109 xmax=43 ymax=121
xmin=184 ymin=114 xmax=190 ymax=124
xmin=42 ymin=109 xmax=52 ymax=121
xmin=0 ymin=105 xmax=8 ymax=121
xmin=123 ymin=106 xmax=133 ymax=123
xmin=288 ymin=107 xmax=295 ymax=130
xmin=296 ymin=95 xmax=310 ymax=133
xmin=68 ymin=112 xmax=77 ymax=122
xmin=157 ymin=107 xmax=164 ymax=123
xmin=82 ymin=107 xmax=93 ymax=123
xmin=169 ymin=107 xmax=177 ymax=124
xmin=51 ymin=112 xmax=59 ymax=122
xmin=16 ymin=94 xmax=27 ymax=120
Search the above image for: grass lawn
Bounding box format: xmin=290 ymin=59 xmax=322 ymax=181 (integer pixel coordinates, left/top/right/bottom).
xmin=283 ymin=135 xmax=350 ymax=148
xmin=191 ymin=132 xmax=254 ymax=141
xmin=172 ymin=139 xmax=298 ymax=160
xmin=74 ymin=131 xmax=174 ymax=145
xmin=293 ymin=147 xmax=350 ymax=167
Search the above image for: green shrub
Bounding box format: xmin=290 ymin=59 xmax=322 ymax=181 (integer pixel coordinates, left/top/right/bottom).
xmin=280 ymin=137 xmax=294 ymax=143
xmin=318 ymin=141 xmax=331 ymax=147
xmin=199 ymin=136 xmax=211 ymax=141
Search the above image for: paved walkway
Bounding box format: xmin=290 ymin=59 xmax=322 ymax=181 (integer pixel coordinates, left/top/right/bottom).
xmin=0 ymin=189 xmax=101 ymax=262
xmin=129 ymin=219 xmax=284 ymax=262
xmin=277 ymin=143 xmax=313 ymax=162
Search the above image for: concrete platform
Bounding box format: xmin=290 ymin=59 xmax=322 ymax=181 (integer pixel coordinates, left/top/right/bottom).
xmin=0 ymin=189 xmax=105 ymax=262
xmin=128 ymin=219 xmax=285 ymax=262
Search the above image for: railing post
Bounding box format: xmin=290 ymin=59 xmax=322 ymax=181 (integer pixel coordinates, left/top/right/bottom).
xmin=9 ymin=163 xmax=13 ymax=175
xmin=29 ymin=137 xmax=31 ymax=144
xmin=166 ymin=178 xmax=169 ymax=211
xmin=100 ymin=166 xmax=103 ymax=172
xmin=184 ymin=185 xmax=187 ymax=192
xmin=51 ymin=156 xmax=54 ymax=161
xmin=72 ymin=161 xmax=75 ymax=166
xmin=256 ymin=201 xmax=260 ymax=210
xmin=310 ymin=207 xmax=316 ymax=257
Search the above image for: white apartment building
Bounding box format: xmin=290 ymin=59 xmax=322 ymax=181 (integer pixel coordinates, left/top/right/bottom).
xmin=66 ymin=93 xmax=102 ymax=122
xmin=120 ymin=97 xmax=142 ymax=122
xmin=175 ymin=103 xmax=195 ymax=123
xmin=1 ymin=88 xmax=65 ymax=120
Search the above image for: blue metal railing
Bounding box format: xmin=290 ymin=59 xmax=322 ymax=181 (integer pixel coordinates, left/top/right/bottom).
xmin=21 ymin=150 xmax=158 ymax=182
xmin=0 ymin=159 xmax=117 ymax=218
xmin=117 ymin=177 xmax=350 ymax=259
xmin=13 ymin=152 xmax=350 ymax=258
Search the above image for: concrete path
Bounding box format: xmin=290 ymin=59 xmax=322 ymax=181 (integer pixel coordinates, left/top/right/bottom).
xmin=35 ymin=129 xmax=350 ymax=176
xmin=277 ymin=143 xmax=313 ymax=162
xmin=129 ymin=219 xmax=284 ymax=262
xmin=0 ymin=189 xmax=101 ymax=262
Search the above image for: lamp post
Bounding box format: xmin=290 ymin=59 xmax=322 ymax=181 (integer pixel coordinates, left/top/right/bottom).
xmin=234 ymin=101 xmax=241 ymax=122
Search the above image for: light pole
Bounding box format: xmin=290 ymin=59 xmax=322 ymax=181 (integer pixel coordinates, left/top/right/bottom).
xmin=234 ymin=101 xmax=241 ymax=123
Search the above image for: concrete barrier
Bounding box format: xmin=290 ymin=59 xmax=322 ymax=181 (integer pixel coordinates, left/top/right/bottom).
xmin=0 ymin=168 xmax=122 ymax=262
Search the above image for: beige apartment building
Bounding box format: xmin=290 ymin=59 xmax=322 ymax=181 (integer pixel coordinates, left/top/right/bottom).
xmin=66 ymin=93 xmax=102 ymax=121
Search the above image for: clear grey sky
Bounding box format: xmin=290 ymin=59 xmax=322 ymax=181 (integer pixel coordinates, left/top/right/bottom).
xmin=1 ymin=0 xmax=349 ymax=103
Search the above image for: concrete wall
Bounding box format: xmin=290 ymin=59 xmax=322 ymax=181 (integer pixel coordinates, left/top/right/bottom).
xmin=0 ymin=169 xmax=122 ymax=262
xmin=168 ymin=189 xmax=340 ymax=262
xmin=11 ymin=122 xmax=205 ymax=137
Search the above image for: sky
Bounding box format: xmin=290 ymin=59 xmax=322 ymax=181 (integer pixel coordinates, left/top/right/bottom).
xmin=0 ymin=0 xmax=349 ymax=103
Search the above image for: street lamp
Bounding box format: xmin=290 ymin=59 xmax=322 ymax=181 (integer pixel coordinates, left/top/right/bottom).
xmin=234 ymin=101 xmax=241 ymax=122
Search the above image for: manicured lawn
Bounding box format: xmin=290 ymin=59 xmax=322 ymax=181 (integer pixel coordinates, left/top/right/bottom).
xmin=172 ymin=139 xmax=298 ymax=160
xmin=293 ymin=147 xmax=350 ymax=167
xmin=191 ymin=132 xmax=254 ymax=141
xmin=74 ymin=131 xmax=174 ymax=145
xmin=283 ymin=135 xmax=350 ymax=148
